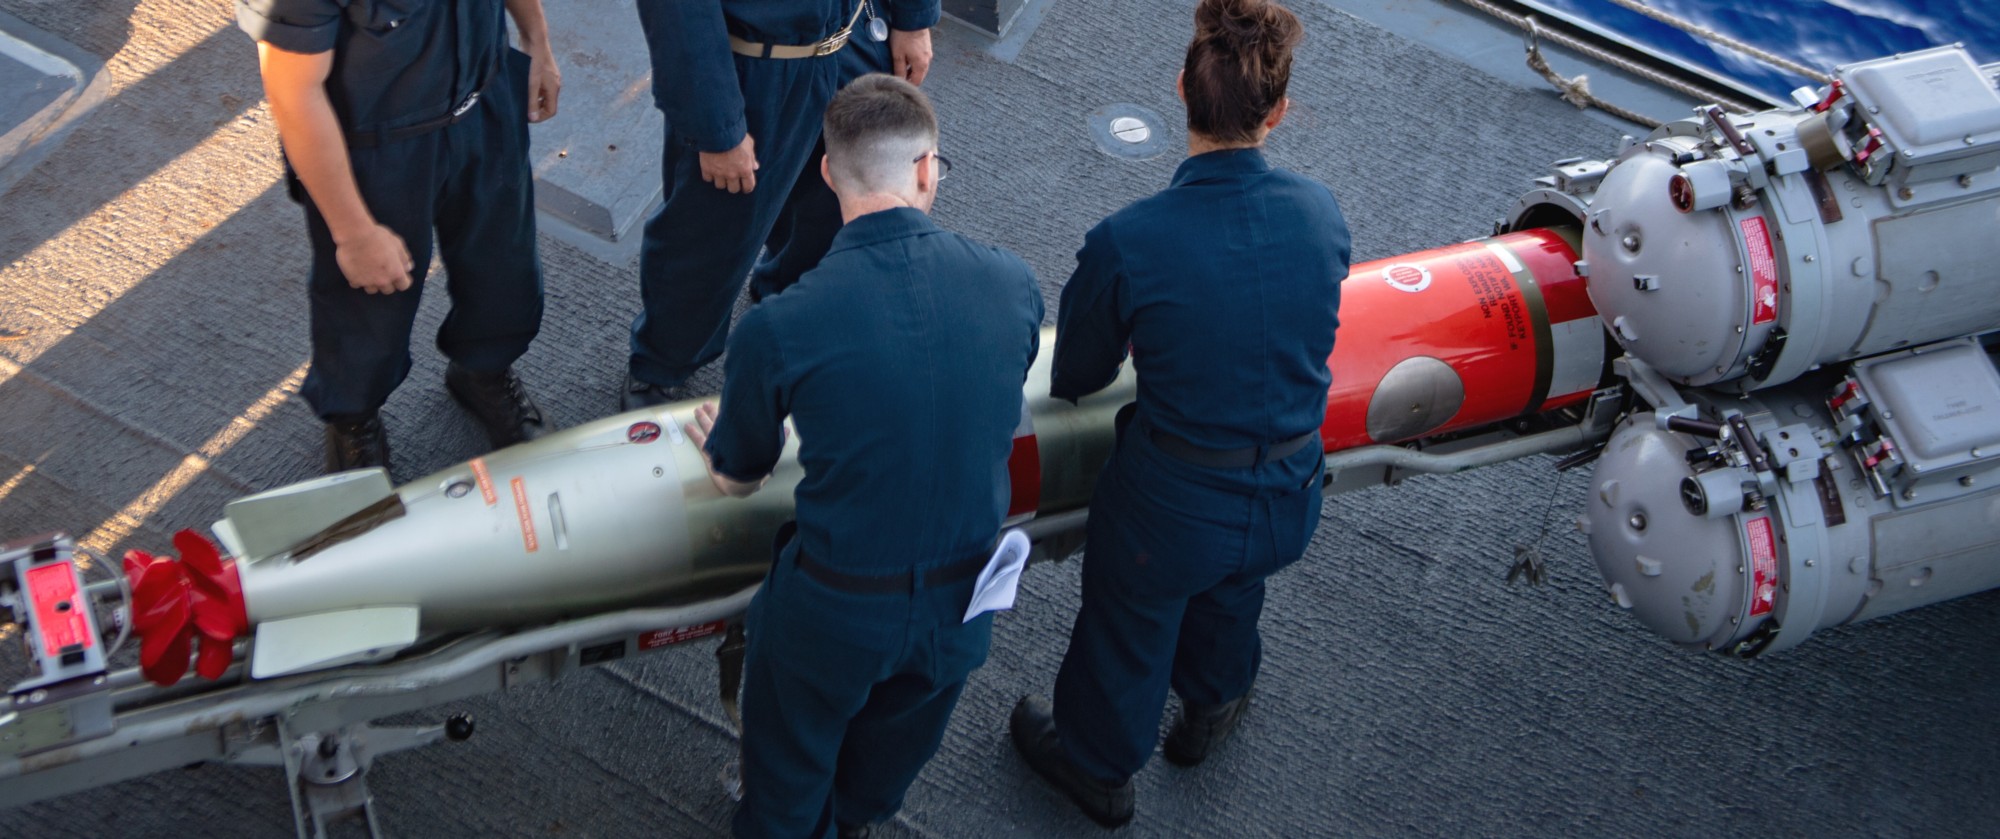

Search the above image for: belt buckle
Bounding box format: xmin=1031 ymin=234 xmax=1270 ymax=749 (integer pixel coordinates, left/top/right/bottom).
xmin=451 ymin=91 xmax=481 ymax=118
xmin=814 ymin=30 xmax=849 ymax=56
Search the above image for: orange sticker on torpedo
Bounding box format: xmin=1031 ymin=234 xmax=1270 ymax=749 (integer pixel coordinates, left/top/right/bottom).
xmin=511 ymin=476 xmax=539 ymax=553
xmin=470 ymin=458 xmax=497 ymax=506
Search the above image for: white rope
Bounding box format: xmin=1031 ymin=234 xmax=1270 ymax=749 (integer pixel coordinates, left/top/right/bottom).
xmin=1524 ymin=24 xmax=1661 ymax=127
xmin=1452 ymin=0 xmax=1763 ymax=120
xmin=1605 ymin=0 xmax=1832 ymax=85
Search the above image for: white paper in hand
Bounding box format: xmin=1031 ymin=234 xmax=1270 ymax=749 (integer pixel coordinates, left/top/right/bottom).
xmin=963 ymin=529 xmax=1031 ymax=623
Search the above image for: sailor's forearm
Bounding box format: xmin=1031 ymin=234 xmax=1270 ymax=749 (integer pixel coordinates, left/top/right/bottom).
xmin=504 ymin=0 xmax=553 ymax=53
xmin=258 ymin=43 xmax=374 ymax=242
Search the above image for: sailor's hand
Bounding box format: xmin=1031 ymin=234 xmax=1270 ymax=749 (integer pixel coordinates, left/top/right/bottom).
xmin=890 ymin=28 xmax=932 ymax=86
xmin=684 ymin=403 xmax=767 ymax=498
xmin=700 ymin=135 xmax=759 ymax=194
xmin=524 ymin=45 xmax=562 ymax=122
xmin=685 ymin=402 xmax=719 ymax=451
xmin=334 ymin=223 xmax=415 ymax=295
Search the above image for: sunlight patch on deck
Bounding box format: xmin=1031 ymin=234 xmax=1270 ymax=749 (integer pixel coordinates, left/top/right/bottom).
xmin=80 ymin=360 xmax=307 ymax=554
xmin=0 ymin=461 xmax=36 ymax=508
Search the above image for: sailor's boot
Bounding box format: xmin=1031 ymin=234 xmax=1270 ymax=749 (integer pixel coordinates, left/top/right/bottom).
xmin=446 ymin=363 xmax=547 ymax=448
xmin=1009 ymin=695 xmax=1135 ymax=829
xmin=1162 ymin=693 xmax=1251 ymax=768
xmin=324 ymin=412 xmax=390 ymax=474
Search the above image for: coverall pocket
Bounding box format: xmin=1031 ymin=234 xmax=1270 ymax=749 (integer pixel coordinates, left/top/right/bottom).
xmin=347 ymin=0 xmax=420 ymax=32
xmin=342 ymin=0 xmax=426 ymax=82
xmin=930 ymin=613 xmax=993 ymax=683
xmin=769 ymin=571 xmax=906 ymax=657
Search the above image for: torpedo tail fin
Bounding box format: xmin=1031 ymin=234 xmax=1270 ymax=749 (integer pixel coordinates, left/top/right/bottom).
xmin=249 ymin=606 xmax=420 ymax=679
xmin=216 ymin=469 xmax=398 ymax=562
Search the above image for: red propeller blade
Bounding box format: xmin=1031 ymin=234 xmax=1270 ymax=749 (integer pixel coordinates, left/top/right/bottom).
xmin=121 ymin=531 xmax=249 ymax=686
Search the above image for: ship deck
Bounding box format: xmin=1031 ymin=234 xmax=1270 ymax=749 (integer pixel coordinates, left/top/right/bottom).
xmin=1 ymin=0 xmax=1995 ymax=836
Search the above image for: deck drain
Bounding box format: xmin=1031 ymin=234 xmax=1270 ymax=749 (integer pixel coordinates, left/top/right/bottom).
xmin=1089 ymin=104 xmax=1168 ymax=160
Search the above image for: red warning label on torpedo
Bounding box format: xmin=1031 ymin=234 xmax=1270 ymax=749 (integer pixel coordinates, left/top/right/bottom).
xmin=638 ymin=620 xmax=727 ymax=650
xmin=1007 ymin=434 xmax=1041 ymax=517
xmin=1745 ymin=516 xmax=1777 ymax=617
xmin=1742 ymin=217 xmax=1779 ymax=325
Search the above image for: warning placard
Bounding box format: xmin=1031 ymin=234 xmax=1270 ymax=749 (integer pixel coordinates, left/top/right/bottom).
xmin=639 ymin=620 xmax=727 ymax=650
xmin=27 ymin=563 xmax=92 ymax=657
xmin=1745 ymin=516 xmax=1778 ymax=617
xmin=1454 ymin=250 xmax=1530 ymax=348
xmin=1741 ymin=217 xmax=1780 ymax=325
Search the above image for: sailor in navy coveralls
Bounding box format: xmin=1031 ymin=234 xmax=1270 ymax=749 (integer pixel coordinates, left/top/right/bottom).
xmin=684 ymin=76 xmax=1044 ymax=838
xmin=624 ymin=0 xmax=941 ymax=410
xmin=238 ymin=0 xmax=562 ymax=472
xmin=1010 ymin=0 xmax=1350 ymax=827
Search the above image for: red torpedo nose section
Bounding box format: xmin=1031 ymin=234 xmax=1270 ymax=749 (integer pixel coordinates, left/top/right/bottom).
xmin=1321 ymin=228 xmax=1601 ymax=451
xmin=122 ymin=530 xmax=249 ymax=685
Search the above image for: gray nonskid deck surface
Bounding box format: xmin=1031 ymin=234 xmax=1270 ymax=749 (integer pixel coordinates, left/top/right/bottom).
xmin=1 ymin=0 xmax=1996 ymax=837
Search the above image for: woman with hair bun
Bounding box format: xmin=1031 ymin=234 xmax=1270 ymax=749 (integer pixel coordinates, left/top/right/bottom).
xmin=1010 ymin=0 xmax=1350 ymax=827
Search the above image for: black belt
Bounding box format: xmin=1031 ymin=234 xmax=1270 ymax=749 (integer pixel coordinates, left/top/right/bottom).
xmin=345 ymin=80 xmax=492 ymax=149
xmin=796 ymin=549 xmax=989 ymax=595
xmin=1149 ymin=427 xmax=1317 ymax=469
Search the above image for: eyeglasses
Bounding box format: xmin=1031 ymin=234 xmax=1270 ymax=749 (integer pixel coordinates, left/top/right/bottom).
xmin=914 ymin=150 xmax=953 ymax=181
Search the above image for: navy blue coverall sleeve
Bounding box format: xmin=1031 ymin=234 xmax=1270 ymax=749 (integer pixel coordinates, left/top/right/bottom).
xmin=885 ymin=0 xmax=941 ymax=30
xmin=640 ymin=0 xmax=748 ymax=153
xmin=1026 ymin=266 xmax=1047 ymax=377
xmin=1051 ymin=220 xmax=1131 ymax=402
xmin=235 ymin=0 xmax=342 ymax=53
xmin=705 ymin=309 xmax=790 ymax=483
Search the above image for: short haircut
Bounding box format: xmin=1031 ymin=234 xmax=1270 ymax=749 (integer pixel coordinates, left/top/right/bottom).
xmin=1183 ymin=0 xmax=1304 ymax=144
xmin=822 ymin=74 xmax=940 ymax=194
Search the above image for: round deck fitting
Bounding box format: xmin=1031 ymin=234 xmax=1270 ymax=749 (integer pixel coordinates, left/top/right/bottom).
xmin=1089 ymin=104 xmax=1169 ymax=160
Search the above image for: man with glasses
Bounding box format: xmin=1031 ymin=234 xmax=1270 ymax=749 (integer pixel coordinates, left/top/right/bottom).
xmin=683 ymin=74 xmax=1043 ymax=838
xmin=919 ymin=151 xmax=952 ymax=179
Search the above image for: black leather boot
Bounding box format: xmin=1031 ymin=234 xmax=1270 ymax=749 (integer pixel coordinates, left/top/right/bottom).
xmin=1162 ymin=693 xmax=1251 ymax=768
xmin=323 ymin=412 xmax=390 ymax=474
xmin=445 ymin=363 xmax=546 ymax=447
xmin=621 ymin=373 xmax=692 ymax=412
xmin=1009 ymin=695 xmax=1135 ymax=829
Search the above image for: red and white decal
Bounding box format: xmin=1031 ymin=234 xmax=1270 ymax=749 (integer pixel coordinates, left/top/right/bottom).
xmin=627 ymin=421 xmax=662 ymax=444
xmin=470 ymin=457 xmax=498 ymax=506
xmin=1005 ymin=402 xmax=1041 ymax=521
xmin=26 ymin=562 xmax=92 ymax=658
xmin=1382 ymin=263 xmax=1432 ymax=293
xmin=1745 ymin=516 xmax=1778 ymax=617
xmin=1741 ymin=217 xmax=1779 ymax=325
xmin=639 ymin=620 xmax=728 ymax=650
xmin=510 ymin=476 xmax=539 ymax=553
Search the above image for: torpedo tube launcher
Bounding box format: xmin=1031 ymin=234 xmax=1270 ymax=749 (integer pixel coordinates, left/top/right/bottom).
xmin=1512 ymin=45 xmax=2000 ymax=657
xmin=4 ymin=44 xmax=1999 ymax=828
